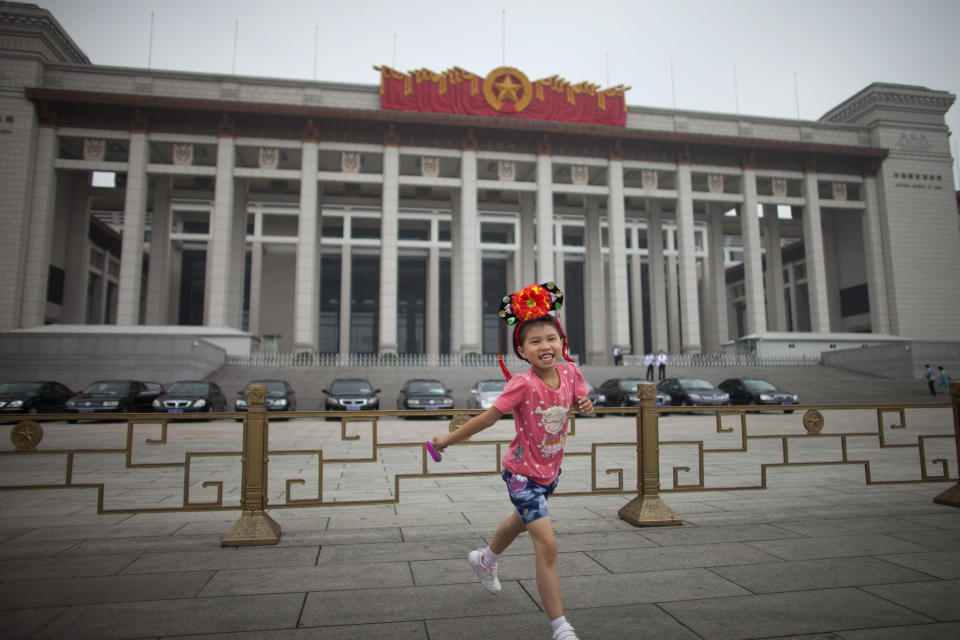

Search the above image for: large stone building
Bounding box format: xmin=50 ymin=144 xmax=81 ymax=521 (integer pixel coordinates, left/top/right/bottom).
xmin=1 ymin=2 xmax=957 ymax=364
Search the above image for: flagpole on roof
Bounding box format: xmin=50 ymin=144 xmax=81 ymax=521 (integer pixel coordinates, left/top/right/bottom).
xmin=231 ymin=20 xmax=238 ymax=75
xmin=501 ymin=10 xmax=506 ymax=65
xmin=147 ymin=12 xmax=154 ymax=69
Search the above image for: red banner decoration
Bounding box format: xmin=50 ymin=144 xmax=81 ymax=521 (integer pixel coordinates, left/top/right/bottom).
xmin=375 ymin=65 xmax=629 ymax=127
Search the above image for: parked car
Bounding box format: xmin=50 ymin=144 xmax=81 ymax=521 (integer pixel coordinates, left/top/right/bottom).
xmin=578 ymin=382 xmax=605 ymax=418
xmin=718 ymin=378 xmax=799 ymax=413
xmin=323 ymin=379 xmax=380 ymax=412
xmin=396 ymin=379 xmax=454 ymax=416
xmin=153 ymin=380 xmax=227 ymax=414
xmin=597 ymin=378 xmax=671 ymax=410
xmin=468 ymin=379 xmax=507 ymax=409
xmin=657 ymin=378 xmax=730 ymax=408
xmin=235 ymin=380 xmax=297 ymax=414
xmin=65 ymin=380 xmax=163 ymax=420
xmin=0 ymin=381 xmax=75 ymax=414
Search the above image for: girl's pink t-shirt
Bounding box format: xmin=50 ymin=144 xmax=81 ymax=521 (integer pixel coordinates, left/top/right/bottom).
xmin=494 ymin=362 xmax=589 ymax=485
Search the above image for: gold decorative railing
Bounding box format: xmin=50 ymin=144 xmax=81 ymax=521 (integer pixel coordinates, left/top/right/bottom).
xmin=2 ymin=381 xmax=957 ymax=546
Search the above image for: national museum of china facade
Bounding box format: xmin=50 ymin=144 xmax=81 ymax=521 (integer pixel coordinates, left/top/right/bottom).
xmin=2 ymin=3 xmax=957 ymax=364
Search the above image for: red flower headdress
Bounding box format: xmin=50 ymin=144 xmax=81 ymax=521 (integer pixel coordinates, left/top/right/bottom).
xmin=496 ymin=281 xmax=574 ymax=380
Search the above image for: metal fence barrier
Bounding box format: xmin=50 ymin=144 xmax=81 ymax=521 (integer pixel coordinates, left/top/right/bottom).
xmin=2 ymin=382 xmax=957 ymax=547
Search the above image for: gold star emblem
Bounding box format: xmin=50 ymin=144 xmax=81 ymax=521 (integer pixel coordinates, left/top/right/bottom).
xmin=494 ymin=75 xmax=522 ymax=103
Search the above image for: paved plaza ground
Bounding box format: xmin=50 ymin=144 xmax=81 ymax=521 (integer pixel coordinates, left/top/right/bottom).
xmin=1 ymin=404 xmax=959 ymax=639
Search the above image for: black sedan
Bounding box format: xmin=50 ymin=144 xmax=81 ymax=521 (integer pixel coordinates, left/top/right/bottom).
xmin=153 ymin=380 xmax=228 ymax=414
xmin=718 ymin=378 xmax=799 ymax=413
xmin=657 ymin=378 xmax=730 ymax=408
xmin=396 ymin=379 xmax=453 ymax=416
xmin=0 ymin=381 xmax=74 ymax=414
xmin=65 ymin=380 xmax=163 ymax=420
xmin=597 ymin=378 xmax=672 ymax=411
xmin=235 ymin=380 xmax=297 ymax=413
xmin=323 ymin=379 xmax=380 ymax=412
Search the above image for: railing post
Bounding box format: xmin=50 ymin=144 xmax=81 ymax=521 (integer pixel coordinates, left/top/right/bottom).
xmin=222 ymin=385 xmax=281 ymax=546
xmin=933 ymin=380 xmax=960 ymax=508
xmin=618 ymin=383 xmax=682 ymax=527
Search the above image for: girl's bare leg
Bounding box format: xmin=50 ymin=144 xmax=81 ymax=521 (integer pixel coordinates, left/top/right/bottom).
xmin=489 ymin=511 xmax=526 ymax=554
xmin=525 ymin=516 xmax=563 ymax=620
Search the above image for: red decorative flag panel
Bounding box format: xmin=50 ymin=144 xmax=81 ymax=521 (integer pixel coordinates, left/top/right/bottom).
xmin=376 ymin=66 xmax=629 ymax=127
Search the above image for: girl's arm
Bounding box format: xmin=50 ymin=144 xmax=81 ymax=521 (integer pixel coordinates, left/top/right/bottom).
xmin=432 ymin=406 xmax=504 ymax=451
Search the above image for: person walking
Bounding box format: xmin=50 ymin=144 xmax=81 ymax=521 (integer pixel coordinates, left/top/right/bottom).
xmin=936 ymin=366 xmax=950 ymax=393
xmin=613 ymin=345 xmax=623 ymax=366
xmin=924 ymin=364 xmax=937 ymax=396
xmin=657 ymin=350 xmax=668 ymax=382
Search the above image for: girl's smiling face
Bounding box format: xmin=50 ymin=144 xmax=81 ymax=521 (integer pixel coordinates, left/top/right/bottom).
xmin=516 ymin=321 xmax=563 ymax=373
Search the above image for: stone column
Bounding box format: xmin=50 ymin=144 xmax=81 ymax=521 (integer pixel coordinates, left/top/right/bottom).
xmin=20 ymin=125 xmax=58 ymax=326
xmin=764 ymin=205 xmax=787 ymax=331
xmin=519 ymin=192 xmax=536 ymax=285
xmin=427 ymin=243 xmax=440 ymax=355
xmin=458 ymin=144 xmax=481 ymax=352
xmin=862 ymin=172 xmax=891 ymax=334
xmin=607 ymin=154 xmax=631 ymax=353
xmin=228 ymin=179 xmax=249 ymax=329
xmin=706 ymin=203 xmax=730 ymax=349
xmin=117 ymin=129 xmax=149 ymax=325
xmin=61 ymin=173 xmax=92 ymax=323
xmin=294 ymin=140 xmax=321 ymax=352
xmin=666 ymin=253 xmax=680 ymax=351
xmin=204 ymin=127 xmax=236 ymax=327
xmin=739 ymin=163 xmax=766 ymax=335
xmin=536 ymin=147 xmax=554 ymax=282
xmin=629 ymin=244 xmax=646 ymax=357
xmin=338 ymin=242 xmax=352 ymax=355
xmin=647 ymin=201 xmax=669 ymax=352
xmin=248 ymin=240 xmax=263 ymax=338
xmin=674 ymin=161 xmax=701 ymax=352
xmin=145 ymin=176 xmax=172 ymax=325
xmin=584 ymin=198 xmax=606 ymax=363
xmin=449 ymin=193 xmax=462 ymax=353
xmin=802 ymin=166 xmax=831 ymax=332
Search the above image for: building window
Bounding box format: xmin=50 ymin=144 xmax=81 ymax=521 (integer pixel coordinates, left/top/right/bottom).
xmin=399 ymin=218 xmax=430 ymax=241
xmin=839 ymin=283 xmax=870 ymax=317
xmin=351 ymin=217 xmax=381 ymax=240
xmin=46 ymin=265 xmax=65 ymax=305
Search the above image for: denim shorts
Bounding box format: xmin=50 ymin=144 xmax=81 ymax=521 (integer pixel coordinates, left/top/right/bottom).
xmin=502 ymin=469 xmax=560 ymax=525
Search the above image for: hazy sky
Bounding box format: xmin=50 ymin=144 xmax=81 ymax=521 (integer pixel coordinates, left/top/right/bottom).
xmin=37 ymin=0 xmax=960 ymax=183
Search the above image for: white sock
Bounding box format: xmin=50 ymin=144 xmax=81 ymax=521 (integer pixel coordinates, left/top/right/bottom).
xmin=551 ymin=616 xmax=569 ymax=633
xmin=481 ymin=546 xmax=500 ymax=568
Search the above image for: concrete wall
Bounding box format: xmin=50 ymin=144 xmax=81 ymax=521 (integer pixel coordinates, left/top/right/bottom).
xmin=822 ymin=340 xmax=960 ymax=380
xmin=0 ymin=332 xmax=226 ymax=391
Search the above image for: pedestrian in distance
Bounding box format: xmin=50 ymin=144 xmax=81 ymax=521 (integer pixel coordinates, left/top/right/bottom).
xmin=657 ymin=350 xmax=668 ymax=382
xmin=430 ymin=282 xmax=592 ymax=640
xmin=613 ymin=345 xmax=623 ymax=366
xmin=936 ymin=366 xmax=949 ymax=393
xmin=924 ymin=364 xmax=937 ymax=396
xmin=644 ymin=352 xmax=655 ymax=381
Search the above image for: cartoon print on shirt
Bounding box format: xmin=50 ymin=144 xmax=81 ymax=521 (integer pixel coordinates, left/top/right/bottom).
xmin=534 ymin=405 xmax=569 ymax=458
xmin=513 ymin=443 xmax=525 ymax=461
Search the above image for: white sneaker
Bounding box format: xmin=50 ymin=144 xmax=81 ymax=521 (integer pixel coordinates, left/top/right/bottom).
xmin=552 ymin=625 xmax=579 ymax=640
xmin=468 ymin=549 xmax=501 ymax=594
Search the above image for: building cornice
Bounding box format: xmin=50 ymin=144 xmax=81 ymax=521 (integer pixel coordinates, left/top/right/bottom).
xmin=25 ymin=87 xmax=887 ymax=160
xmin=0 ymin=4 xmax=90 ymax=64
xmin=821 ymin=83 xmax=956 ymax=124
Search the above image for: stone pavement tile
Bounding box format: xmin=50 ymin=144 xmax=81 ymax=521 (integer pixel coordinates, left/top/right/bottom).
xmin=399 ymin=523 xmax=497 ymax=542
xmin=658 ymin=587 xmax=933 ymax=640
xmin=0 ymin=607 xmax=67 ymax=640
xmin=462 ymin=506 xmax=600 ymax=526
xmin=663 ymin=500 xmax=725 ymax=514
xmin=552 ymin=530 xmax=659 ymax=552
xmin=771 ymin=516 xmax=930 ymax=538
xmin=0 ymin=527 xmax=31 ymax=543
xmin=0 ymin=570 xmax=213 ymax=610
xmin=0 ymin=513 xmax=130 ymax=530
xmin=0 ymin=538 xmax=80 ymax=560
xmin=745 ymin=534 xmax=942 ymax=561
xmin=638 ymin=523 xmax=801 ymax=547
xmin=588 ymin=541 xmax=782 ymax=573
xmin=522 ymin=567 xmax=748 ymax=608
xmin=316 ymin=538 xmax=487 ymax=564
xmin=877 ymin=550 xmax=960 ymax=579
xmin=863 ymin=579 xmax=960 ymax=621
xmin=279 ymin=527 xmax=403 ymax=547
xmin=167 ymin=620 xmax=428 ymax=638
xmin=887 ymin=528 xmax=960 ymax=551
xmin=120 ymin=546 xmax=318 ymax=573
xmin=3 ymin=522 xmax=186 ymax=541
xmin=899 ymin=512 xmax=960 ymax=529
xmin=62 ymin=534 xmax=224 ymax=556
xmin=0 ymin=553 xmax=137 ymax=581
xmin=199 ymin=560 xmax=413 ymax=596
xmin=710 ymin=556 xmax=936 ymax=593
xmin=679 ymin=507 xmax=812 ymax=526
xmin=792 ymin=502 xmax=948 ymax=520
xmin=29 ymin=593 xmax=305 ymax=640
xmin=699 ymin=496 xmax=829 ymax=512
xmin=425 ymin=604 xmax=701 ymax=640
xmin=122 ymin=511 xmax=240 ymax=524
xmin=324 ymin=511 xmax=467 ymax=530
xmin=410 ymin=551 xmax=608 ymax=587
xmin=838 ymin=621 xmax=960 ymax=639
xmin=298 ymin=582 xmax=538 ymax=627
